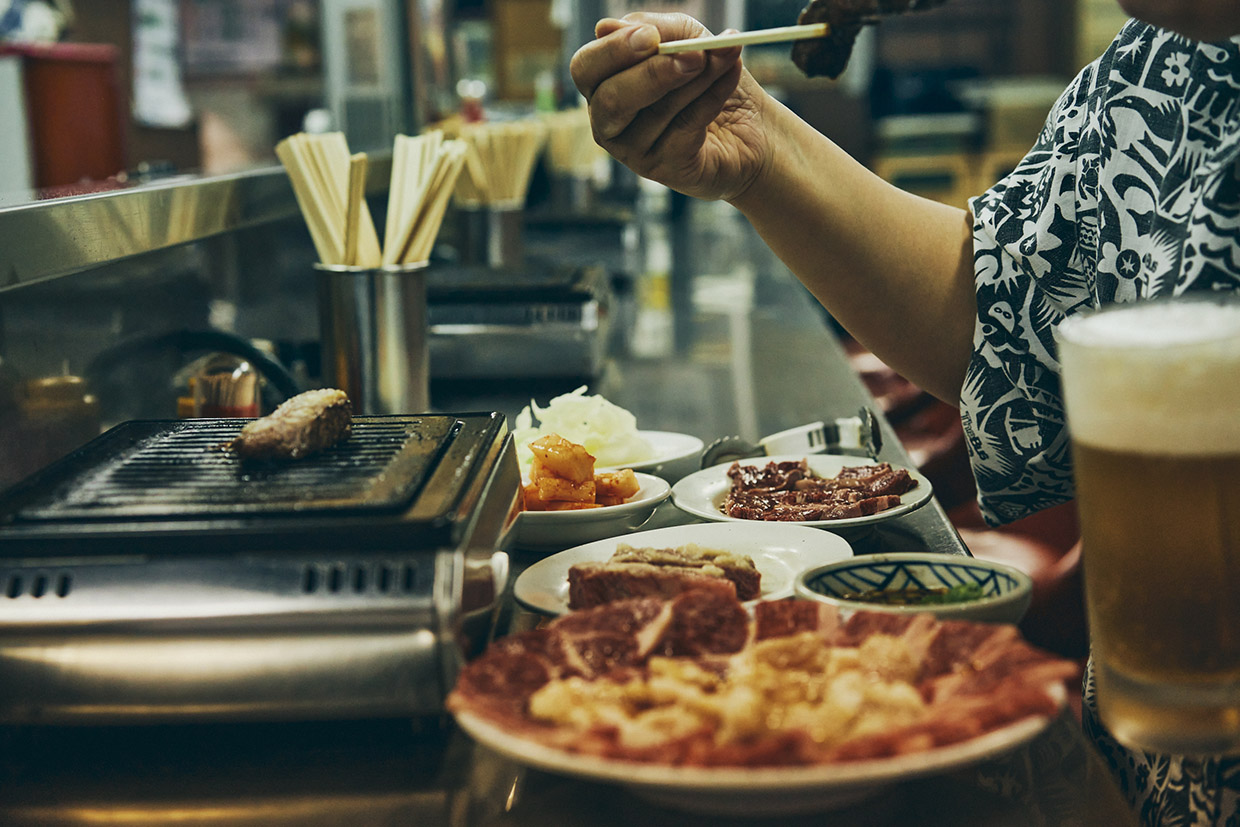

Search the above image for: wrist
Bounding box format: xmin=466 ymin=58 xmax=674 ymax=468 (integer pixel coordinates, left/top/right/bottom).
xmin=725 ymin=89 xmax=790 ymax=211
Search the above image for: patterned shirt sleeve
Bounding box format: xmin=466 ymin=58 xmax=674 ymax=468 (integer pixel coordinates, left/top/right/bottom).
xmin=958 ymin=20 xmax=1240 ymax=525
xmin=962 ymin=58 xmax=1099 ymax=525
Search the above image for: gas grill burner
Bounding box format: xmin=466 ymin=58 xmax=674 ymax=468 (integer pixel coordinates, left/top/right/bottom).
xmin=0 ymin=413 xmax=521 ymax=724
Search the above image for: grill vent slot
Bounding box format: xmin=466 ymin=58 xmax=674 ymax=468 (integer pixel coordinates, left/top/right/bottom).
xmin=4 ymin=572 xmax=72 ymax=599
xmin=300 ymin=563 xmax=425 ymax=596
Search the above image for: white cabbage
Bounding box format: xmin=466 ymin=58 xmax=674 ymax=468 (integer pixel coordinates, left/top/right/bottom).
xmin=512 ymin=386 xmax=653 ymax=474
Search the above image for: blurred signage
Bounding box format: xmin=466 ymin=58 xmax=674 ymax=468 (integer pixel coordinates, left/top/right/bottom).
xmin=182 ymin=0 xmax=284 ymax=74
xmin=134 ymin=0 xmax=191 ymax=127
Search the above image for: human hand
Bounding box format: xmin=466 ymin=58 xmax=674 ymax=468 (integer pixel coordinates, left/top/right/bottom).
xmin=569 ymin=13 xmax=771 ymax=202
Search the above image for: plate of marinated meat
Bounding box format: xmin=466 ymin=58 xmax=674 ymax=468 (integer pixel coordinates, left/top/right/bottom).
xmin=448 ymin=591 xmax=1077 ymax=816
xmin=670 ymin=454 xmax=934 ymax=531
xmin=513 ymin=521 xmax=853 ymax=616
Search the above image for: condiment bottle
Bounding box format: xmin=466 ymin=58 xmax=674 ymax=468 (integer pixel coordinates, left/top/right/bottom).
xmin=192 ymin=354 xmax=259 ymax=418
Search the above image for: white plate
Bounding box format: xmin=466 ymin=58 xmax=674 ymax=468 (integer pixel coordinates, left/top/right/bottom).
xmin=455 ymin=682 xmax=1063 ymax=816
xmin=513 ymin=522 xmax=853 ymax=615
xmin=597 ymin=430 xmax=704 ymax=483
xmin=509 ymin=472 xmax=671 ymax=552
xmin=671 ymin=454 xmax=934 ymax=531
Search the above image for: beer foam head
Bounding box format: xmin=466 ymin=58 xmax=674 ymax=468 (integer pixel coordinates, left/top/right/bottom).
xmin=1057 ymin=297 xmax=1240 ymax=455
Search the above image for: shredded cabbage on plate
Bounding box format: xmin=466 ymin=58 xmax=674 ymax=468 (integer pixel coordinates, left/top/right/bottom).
xmin=512 ymin=386 xmax=653 ymax=474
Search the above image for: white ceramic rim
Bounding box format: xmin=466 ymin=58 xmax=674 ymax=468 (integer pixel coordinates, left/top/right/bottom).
xmin=455 ymin=681 xmax=1063 ymax=795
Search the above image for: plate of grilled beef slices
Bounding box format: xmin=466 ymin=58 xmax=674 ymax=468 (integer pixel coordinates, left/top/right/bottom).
xmin=513 ymin=521 xmax=853 ymax=616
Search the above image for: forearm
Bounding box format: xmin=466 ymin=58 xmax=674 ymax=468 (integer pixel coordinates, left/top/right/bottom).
xmin=729 ymin=94 xmax=977 ymax=405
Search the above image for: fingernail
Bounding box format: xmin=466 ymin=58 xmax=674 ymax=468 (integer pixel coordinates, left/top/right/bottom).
xmin=673 ymin=52 xmax=705 ymax=73
xmin=629 ymin=25 xmax=658 ymax=53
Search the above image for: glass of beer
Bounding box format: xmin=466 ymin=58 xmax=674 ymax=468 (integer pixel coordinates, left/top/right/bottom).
xmin=1057 ymin=293 xmax=1240 ymax=755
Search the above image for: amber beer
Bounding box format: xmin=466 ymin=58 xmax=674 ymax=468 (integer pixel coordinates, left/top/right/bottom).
xmin=1058 ymin=295 xmax=1240 ymax=755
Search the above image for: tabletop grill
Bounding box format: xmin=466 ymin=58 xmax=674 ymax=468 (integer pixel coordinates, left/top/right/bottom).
xmin=0 ymin=413 xmax=521 ymax=724
xmin=17 ymin=417 xmax=451 ymax=519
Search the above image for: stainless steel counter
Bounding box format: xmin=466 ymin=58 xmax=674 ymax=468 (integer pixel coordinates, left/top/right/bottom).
xmin=0 ymin=156 xmax=392 ymax=293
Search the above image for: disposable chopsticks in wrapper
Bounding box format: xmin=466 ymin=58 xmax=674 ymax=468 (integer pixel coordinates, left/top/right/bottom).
xmin=276 ymin=130 xmax=468 ymax=267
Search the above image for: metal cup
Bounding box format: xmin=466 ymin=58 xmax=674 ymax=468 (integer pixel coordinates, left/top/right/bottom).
xmin=457 ymin=204 xmax=524 ymax=269
xmin=549 ymin=174 xmax=595 ymax=214
xmin=315 ymin=262 xmax=430 ymax=415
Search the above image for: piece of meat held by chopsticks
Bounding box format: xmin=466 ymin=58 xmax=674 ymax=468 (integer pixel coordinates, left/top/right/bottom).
xmin=792 ymin=0 xmax=950 ymax=78
xmin=229 ymin=388 xmax=353 ymax=462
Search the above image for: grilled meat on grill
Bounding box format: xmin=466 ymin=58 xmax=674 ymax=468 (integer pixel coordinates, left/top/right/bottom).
xmin=792 ymin=0 xmax=951 ymax=79
xmin=229 ymin=388 xmax=353 ymax=461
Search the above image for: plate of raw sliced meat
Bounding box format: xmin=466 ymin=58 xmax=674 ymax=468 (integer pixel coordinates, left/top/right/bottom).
xmin=513 ymin=521 xmax=853 ymax=616
xmin=448 ymin=591 xmax=1078 ymax=816
xmin=671 ymin=454 xmax=934 ymax=531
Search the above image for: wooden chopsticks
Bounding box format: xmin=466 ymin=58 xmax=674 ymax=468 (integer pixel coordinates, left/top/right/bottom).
xmin=454 ymin=120 xmax=548 ymax=208
xmin=276 ymin=135 xmax=342 ymax=265
xmin=382 ymin=131 xmax=468 ymax=266
xmin=344 ymin=152 xmax=368 ymax=268
xmin=277 ymin=129 xmax=468 ymax=268
xmin=542 ymin=107 xmax=606 ymax=177
xmin=657 ymin=22 xmax=829 ymax=53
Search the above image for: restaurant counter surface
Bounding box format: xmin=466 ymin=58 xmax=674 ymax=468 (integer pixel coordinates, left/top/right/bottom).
xmin=0 ymin=201 xmax=1136 ymax=826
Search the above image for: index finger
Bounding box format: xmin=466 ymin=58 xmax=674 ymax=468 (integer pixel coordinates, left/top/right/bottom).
xmin=571 ymin=13 xmax=709 ymax=100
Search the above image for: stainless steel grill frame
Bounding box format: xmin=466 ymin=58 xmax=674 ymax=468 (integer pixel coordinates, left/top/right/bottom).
xmin=0 ymin=412 xmax=520 ymax=724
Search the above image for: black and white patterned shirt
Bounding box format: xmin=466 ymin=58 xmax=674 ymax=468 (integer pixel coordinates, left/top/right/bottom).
xmin=965 ymin=21 xmax=1240 ymax=827
xmin=964 ymin=20 xmax=1240 ymax=527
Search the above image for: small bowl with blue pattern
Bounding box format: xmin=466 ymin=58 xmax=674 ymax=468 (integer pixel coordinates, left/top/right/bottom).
xmin=794 ymin=552 xmax=1034 ymax=624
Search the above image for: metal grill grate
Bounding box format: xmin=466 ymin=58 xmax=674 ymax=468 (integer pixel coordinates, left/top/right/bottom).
xmin=15 ymin=416 xmax=456 ymax=521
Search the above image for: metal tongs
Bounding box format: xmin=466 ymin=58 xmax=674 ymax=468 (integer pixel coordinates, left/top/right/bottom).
xmin=700 ymin=407 xmax=883 ymax=469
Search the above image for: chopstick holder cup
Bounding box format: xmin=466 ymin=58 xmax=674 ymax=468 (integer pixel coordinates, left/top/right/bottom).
xmin=315 ymin=261 xmax=431 ymax=415
xmin=456 ymin=200 xmax=525 ymax=269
